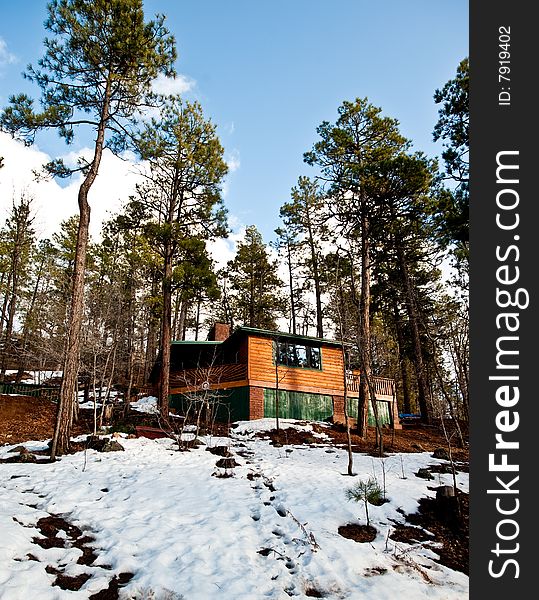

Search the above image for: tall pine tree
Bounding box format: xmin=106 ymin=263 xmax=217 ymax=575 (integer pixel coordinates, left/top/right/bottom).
xmin=226 ymin=225 xmax=285 ymax=330
xmin=0 ymin=0 xmax=176 ymax=457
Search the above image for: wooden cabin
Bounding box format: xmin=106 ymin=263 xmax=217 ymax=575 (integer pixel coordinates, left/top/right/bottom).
xmin=155 ymin=323 xmax=400 ymax=428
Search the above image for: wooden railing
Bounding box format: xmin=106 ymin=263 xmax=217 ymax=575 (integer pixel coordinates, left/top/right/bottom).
xmin=169 ymin=363 xmax=248 ymax=390
xmin=345 ymin=372 xmax=395 ymax=398
xmin=148 ymin=364 xmax=394 ymax=398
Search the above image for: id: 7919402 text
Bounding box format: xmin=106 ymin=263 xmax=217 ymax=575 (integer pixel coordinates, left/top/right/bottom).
xmin=498 ymin=26 xmax=511 ymax=106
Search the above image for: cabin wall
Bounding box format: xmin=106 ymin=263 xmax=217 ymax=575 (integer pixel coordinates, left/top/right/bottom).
xmin=247 ymin=335 xmax=345 ymax=395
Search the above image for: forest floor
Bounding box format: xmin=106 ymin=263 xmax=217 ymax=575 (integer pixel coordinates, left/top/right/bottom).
xmin=0 ymin=393 xmax=469 ymax=462
xmin=0 ymin=394 xmax=469 ymax=598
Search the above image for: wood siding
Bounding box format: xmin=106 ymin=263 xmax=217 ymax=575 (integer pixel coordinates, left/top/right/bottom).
xmin=247 ymin=335 xmax=345 ymax=394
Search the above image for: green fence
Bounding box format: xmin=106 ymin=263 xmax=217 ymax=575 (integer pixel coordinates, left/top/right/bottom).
xmin=0 ymin=382 xmax=59 ymax=400
xmin=263 ymin=389 xmax=333 ymax=421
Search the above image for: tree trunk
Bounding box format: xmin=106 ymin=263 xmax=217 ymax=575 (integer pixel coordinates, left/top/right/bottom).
xmin=177 ymin=296 xmax=188 ymax=341
xmin=50 ymin=193 xmax=91 ymax=459
xmin=334 ymin=264 xmax=354 ymax=476
xmin=158 ymin=243 xmax=173 ymax=420
xmin=357 ymin=212 xmax=371 ymax=438
xmin=395 ymin=240 xmax=431 ymax=422
xmin=249 ymin=269 xmax=255 ymax=327
xmin=124 ymin=277 xmax=135 ymax=411
xmin=144 ymin=269 xmax=160 ymax=381
xmin=286 ymin=239 xmax=297 ymax=335
xmin=393 ymin=302 xmax=412 ymax=414
xmin=0 ymin=270 xmax=10 ymax=343
xmin=306 ymin=220 xmax=323 ymax=338
xmin=50 ymin=81 xmax=111 ymax=460
xmin=194 ymin=295 xmax=202 ymax=340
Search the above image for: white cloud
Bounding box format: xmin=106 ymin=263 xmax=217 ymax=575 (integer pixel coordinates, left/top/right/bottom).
xmin=0 ymin=38 xmax=17 ymax=68
xmin=207 ymin=224 xmax=246 ymax=271
xmin=221 ymin=150 xmax=241 ymax=198
xmin=0 ymin=133 xmax=143 ymax=241
xmin=152 ymin=73 xmax=195 ymax=96
xmin=225 ymin=149 xmax=240 ymax=173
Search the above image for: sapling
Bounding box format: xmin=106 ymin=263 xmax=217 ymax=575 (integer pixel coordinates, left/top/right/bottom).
xmin=345 ymin=477 xmax=383 ymax=527
xmin=380 ymin=458 xmax=387 ymax=501
xmin=400 ymin=455 xmax=407 ymax=479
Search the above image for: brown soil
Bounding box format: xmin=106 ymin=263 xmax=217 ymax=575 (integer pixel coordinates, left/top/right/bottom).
xmin=389 ymin=524 xmax=435 ymax=544
xmin=256 ymin=420 xmax=469 ymax=462
xmin=0 ymin=394 xmax=93 ymax=446
xmin=88 ymin=573 xmax=135 ymax=600
xmin=338 ymin=523 xmax=377 ymax=543
xmin=21 ymin=510 xmax=132 ymax=597
xmin=403 ymin=490 xmax=469 ymax=575
xmin=318 ymin=421 xmax=469 ymax=461
xmin=33 ymin=514 xmax=98 ymax=565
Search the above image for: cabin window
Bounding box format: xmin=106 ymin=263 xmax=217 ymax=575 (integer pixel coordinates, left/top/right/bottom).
xmin=274 ymin=341 xmax=322 ymax=370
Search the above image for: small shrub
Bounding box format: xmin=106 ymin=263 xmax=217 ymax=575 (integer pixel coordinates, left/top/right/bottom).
xmin=345 ymin=477 xmax=384 ymax=526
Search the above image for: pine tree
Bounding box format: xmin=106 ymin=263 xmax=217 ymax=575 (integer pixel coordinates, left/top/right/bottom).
xmin=304 ymin=98 xmax=408 ymax=437
xmin=0 ymin=192 xmax=36 ymax=379
xmin=273 ymin=225 xmax=302 ymax=335
xmin=0 ymin=0 xmax=176 ymax=458
xmin=227 ymin=225 xmax=285 ymax=330
xmin=432 ymin=57 xmax=469 ymax=275
xmin=372 ymin=152 xmax=439 ymax=422
xmin=132 ymin=96 xmax=228 ymax=418
xmin=280 ymin=176 xmax=327 ymax=338
xmin=14 ymin=239 xmax=57 ymax=382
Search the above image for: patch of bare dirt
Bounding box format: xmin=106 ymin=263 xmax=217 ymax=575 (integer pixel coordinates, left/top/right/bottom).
xmin=314 ymin=421 xmax=469 ymax=461
xmin=397 ymin=489 xmax=469 ymax=574
xmin=88 ymin=572 xmax=134 ymax=600
xmin=17 ymin=509 xmax=132 ymax=597
xmin=0 ymin=394 xmax=93 ymax=446
xmin=338 ymin=523 xmax=377 ymax=543
xmin=389 ymin=524 xmax=435 ymax=544
xmin=252 ymin=421 xmax=469 ymax=464
xmin=256 ymin=426 xmax=321 ymax=446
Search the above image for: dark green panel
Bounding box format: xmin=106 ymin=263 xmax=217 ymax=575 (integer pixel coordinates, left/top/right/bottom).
xmin=368 ymin=400 xmax=391 ymax=426
xmin=170 ymin=386 xmax=250 ymax=422
xmin=263 ymin=389 xmax=333 ymax=420
xmin=0 ymin=382 xmax=58 ymax=399
xmin=347 ymin=398 xmax=392 ymax=426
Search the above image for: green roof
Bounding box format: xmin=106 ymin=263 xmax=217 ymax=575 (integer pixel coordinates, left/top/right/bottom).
xmin=235 ymin=326 xmax=344 ymax=347
xmin=171 ymin=340 xmax=221 ymax=345
xmin=170 ymin=326 xmax=345 ymax=348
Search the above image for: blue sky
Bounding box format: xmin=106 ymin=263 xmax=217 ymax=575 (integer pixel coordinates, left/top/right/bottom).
xmin=0 ymin=0 xmax=468 ymax=243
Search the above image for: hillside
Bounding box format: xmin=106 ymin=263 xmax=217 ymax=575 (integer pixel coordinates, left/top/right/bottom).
xmin=0 ymin=395 xmax=468 ymax=599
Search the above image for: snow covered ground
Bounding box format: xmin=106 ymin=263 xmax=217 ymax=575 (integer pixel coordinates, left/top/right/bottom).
xmin=0 ymin=419 xmax=469 ymax=599
xmin=4 ymin=371 xmax=62 ymax=385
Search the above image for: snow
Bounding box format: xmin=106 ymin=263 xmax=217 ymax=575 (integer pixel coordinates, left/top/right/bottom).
xmin=130 ymin=395 xmax=159 ymax=414
xmin=4 ymin=371 xmax=62 ymax=384
xmin=0 ymin=421 xmax=469 ymax=599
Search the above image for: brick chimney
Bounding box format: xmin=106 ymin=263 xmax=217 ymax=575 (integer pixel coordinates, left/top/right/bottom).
xmin=208 ymin=322 xmax=230 ymax=341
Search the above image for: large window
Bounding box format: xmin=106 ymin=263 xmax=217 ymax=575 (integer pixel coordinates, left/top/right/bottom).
xmin=275 ymin=341 xmax=322 ymax=370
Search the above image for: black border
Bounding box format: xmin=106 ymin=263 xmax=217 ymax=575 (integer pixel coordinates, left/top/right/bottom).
xmin=470 ymin=2 xmax=535 ymax=596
